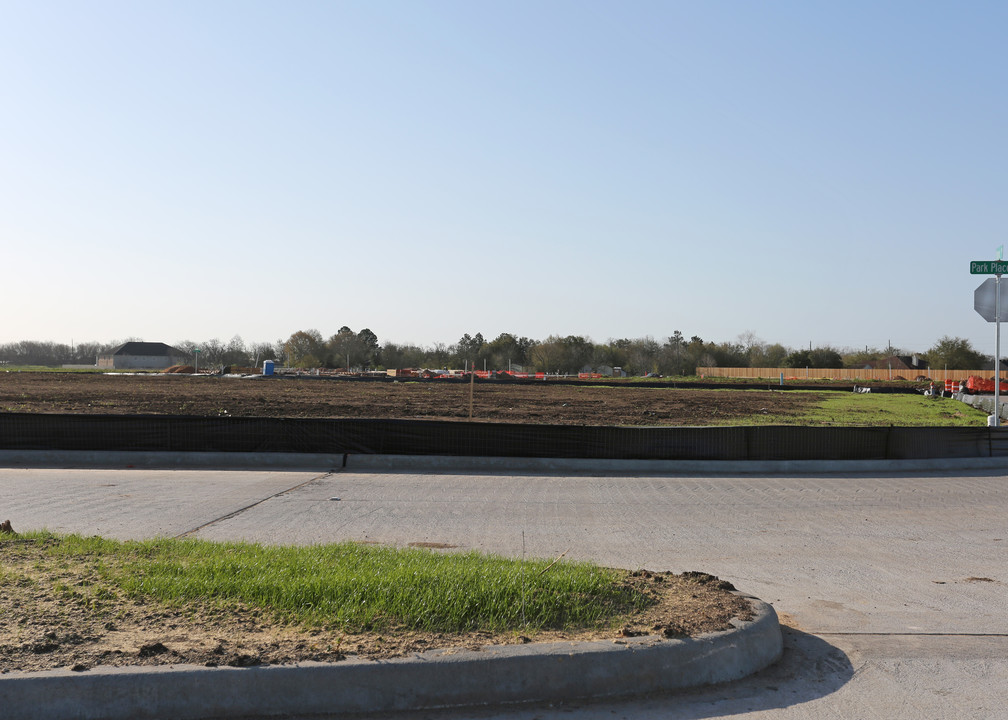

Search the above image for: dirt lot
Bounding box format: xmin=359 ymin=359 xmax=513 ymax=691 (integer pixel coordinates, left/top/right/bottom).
xmin=0 ymin=372 xmax=823 ymax=425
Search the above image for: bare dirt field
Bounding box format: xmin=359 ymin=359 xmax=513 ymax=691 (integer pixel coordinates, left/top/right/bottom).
xmin=0 ymin=372 xmax=823 ymax=425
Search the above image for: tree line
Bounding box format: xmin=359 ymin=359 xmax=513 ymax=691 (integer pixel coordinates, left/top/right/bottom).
xmin=0 ymin=331 xmax=995 ymax=377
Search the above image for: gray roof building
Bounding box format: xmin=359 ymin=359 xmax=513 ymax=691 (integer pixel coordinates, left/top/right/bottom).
xmin=97 ymin=342 xmax=187 ymax=370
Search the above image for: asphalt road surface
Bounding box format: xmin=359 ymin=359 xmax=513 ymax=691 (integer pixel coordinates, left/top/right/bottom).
xmin=1 ymin=463 xmax=1006 ymax=718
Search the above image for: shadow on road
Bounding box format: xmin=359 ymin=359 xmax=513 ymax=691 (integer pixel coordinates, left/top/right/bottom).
xmin=378 ymin=627 xmax=855 ymax=720
xmin=650 ymin=626 xmax=856 ymax=719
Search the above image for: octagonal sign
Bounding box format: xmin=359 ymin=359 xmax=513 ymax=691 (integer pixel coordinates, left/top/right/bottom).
xmin=975 ymin=278 xmax=1008 ymax=322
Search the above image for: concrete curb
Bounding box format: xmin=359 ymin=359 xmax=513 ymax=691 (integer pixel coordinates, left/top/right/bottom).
xmin=344 ymin=453 xmax=1008 ymax=474
xmin=0 ymin=598 xmax=781 ymax=720
xmin=1 ymin=449 xmax=1006 ymax=474
xmin=0 ymin=450 xmax=349 ymax=471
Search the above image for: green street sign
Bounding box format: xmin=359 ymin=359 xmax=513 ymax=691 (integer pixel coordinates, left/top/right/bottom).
xmin=970 ymin=260 xmax=1008 ymax=275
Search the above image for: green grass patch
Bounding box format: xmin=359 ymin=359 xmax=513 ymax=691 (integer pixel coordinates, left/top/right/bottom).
xmin=5 ymin=532 xmax=650 ymax=634
xmin=744 ymin=391 xmax=988 ymax=427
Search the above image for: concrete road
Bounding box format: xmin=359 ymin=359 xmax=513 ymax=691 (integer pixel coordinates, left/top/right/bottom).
xmin=1 ymin=464 xmax=1006 ymax=718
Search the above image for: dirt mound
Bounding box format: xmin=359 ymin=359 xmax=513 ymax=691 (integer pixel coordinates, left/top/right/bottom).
xmin=163 ymin=365 xmax=195 ymax=374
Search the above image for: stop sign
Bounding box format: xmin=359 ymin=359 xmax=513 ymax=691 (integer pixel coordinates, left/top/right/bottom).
xmin=974 ymin=278 xmax=1008 ymax=322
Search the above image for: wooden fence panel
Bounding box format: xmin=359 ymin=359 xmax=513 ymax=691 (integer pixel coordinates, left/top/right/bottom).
xmin=696 ymin=367 xmax=1008 ymax=382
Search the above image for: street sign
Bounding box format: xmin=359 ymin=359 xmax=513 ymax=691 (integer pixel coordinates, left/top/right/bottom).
xmin=974 ymin=278 xmax=1008 ymax=322
xmin=973 ymin=252 xmax=1007 ymax=427
xmin=970 ymin=260 xmax=1008 ymax=275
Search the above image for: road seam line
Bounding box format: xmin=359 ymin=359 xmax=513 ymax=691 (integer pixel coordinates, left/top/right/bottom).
xmin=173 ymin=471 xmax=334 ymax=539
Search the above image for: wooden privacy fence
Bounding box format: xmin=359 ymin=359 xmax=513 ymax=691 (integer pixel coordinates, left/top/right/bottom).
xmin=697 ymin=367 xmax=1008 ymax=382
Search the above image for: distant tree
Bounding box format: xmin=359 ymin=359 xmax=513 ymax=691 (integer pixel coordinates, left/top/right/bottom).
xmin=284 ymin=329 xmax=324 ymax=368
xmin=808 ymin=346 xmax=843 ymax=369
xmin=175 ymin=340 xmax=199 ymax=362
xmin=485 ymin=333 xmax=534 ymax=370
xmin=380 ymin=342 xmax=427 ymax=369
xmin=784 ymin=346 xmax=841 ymax=368
xmin=707 ymin=340 xmax=748 ymax=368
xmin=763 ymin=343 xmax=790 ymax=367
xmin=429 ymin=342 xmax=450 ymax=368
xmin=2 ymin=341 xmax=39 ymax=365
xmin=784 ymin=349 xmax=811 ymax=368
xmin=735 ymin=333 xmax=790 ymax=368
xmin=597 ymin=338 xmax=631 ymax=371
xmin=626 ymin=336 xmax=658 ymax=375
xmin=926 ymin=336 xmax=990 ymax=370
xmin=249 ymin=341 xmax=277 ymax=367
xmin=200 ymin=338 xmax=226 ymax=370
xmin=454 ymin=332 xmax=485 ymax=369
xmin=73 ymin=341 xmax=111 ymax=366
xmin=660 ymin=331 xmax=687 ymax=375
xmin=526 ymin=335 xmax=595 ymax=374
xmin=657 ymin=334 xmax=710 ymax=376
xmin=325 ymin=327 xmax=354 ymax=368
xmin=737 ymin=331 xmax=764 ymax=367
xmin=221 ymin=335 xmax=249 ymax=367
xmin=528 ymin=336 xmax=563 ymax=373
xmin=559 ymin=335 xmax=595 ymax=373
xmin=10 ymin=330 xmax=999 ymax=378
xmin=324 ymin=326 xmax=382 ymax=369
xmin=685 ymin=335 xmax=707 ymax=374
xmin=356 ymin=328 xmax=379 ymax=367
xmin=841 ymin=347 xmax=887 ymax=369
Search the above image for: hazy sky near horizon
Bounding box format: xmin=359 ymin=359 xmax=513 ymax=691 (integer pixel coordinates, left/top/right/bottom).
xmin=2 ymin=1 xmax=1006 ymax=355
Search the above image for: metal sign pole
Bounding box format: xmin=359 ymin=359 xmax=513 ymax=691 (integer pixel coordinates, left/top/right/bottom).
xmin=972 ymin=257 xmax=1006 ymax=426
xmin=997 ymin=274 xmax=1002 ymax=427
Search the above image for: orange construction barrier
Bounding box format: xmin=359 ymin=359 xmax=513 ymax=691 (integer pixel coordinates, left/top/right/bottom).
xmin=966 ymin=376 xmax=1008 ymax=393
xmin=945 ymin=379 xmax=966 ymax=393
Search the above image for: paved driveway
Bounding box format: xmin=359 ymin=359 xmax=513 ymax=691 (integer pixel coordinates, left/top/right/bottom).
xmin=1 ymin=464 xmax=1006 ymax=718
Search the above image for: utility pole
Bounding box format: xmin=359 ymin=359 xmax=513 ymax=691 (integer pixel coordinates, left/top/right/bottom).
xmin=468 ymin=359 xmax=475 ymax=420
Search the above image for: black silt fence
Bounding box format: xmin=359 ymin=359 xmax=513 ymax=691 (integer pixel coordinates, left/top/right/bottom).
xmin=0 ymin=414 xmax=1006 ymax=460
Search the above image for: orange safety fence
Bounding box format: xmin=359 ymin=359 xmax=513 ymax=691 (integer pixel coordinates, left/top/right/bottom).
xmin=966 ymin=376 xmax=1008 ymax=393
xmin=698 ymin=367 xmax=1008 ymax=382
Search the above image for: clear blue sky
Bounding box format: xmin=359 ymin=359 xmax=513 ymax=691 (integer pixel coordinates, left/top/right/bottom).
xmin=2 ymin=1 xmax=1006 ymax=355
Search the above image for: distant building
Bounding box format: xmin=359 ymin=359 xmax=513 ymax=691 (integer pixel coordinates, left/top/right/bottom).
xmin=866 ymin=355 xmax=929 ymax=372
xmin=97 ymin=342 xmax=187 ymax=370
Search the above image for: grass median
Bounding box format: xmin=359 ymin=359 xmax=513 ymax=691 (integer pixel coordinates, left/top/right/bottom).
xmin=739 ymin=390 xmax=989 ymax=426
xmin=0 ymin=530 xmax=750 ymax=672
